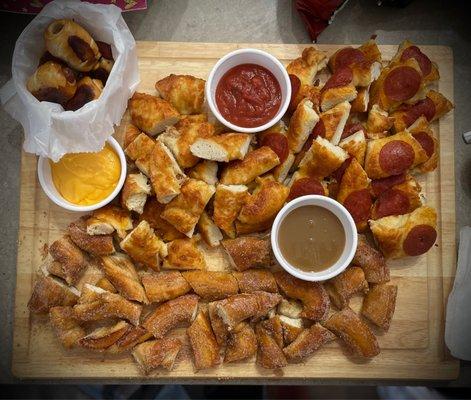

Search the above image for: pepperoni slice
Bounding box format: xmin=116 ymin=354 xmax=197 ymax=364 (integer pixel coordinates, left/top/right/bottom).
xmin=374 ymin=189 xmax=410 ymax=219
xmin=341 ymin=122 xmax=364 ymax=140
xmin=332 ymin=157 xmax=353 ymax=182
xmin=412 ymin=131 xmax=434 ymax=158
xmin=400 ymin=45 xmax=432 ymax=77
xmin=288 ymin=177 xmax=325 ymax=201
xmin=289 ymin=74 xmax=301 ymax=111
xmin=343 ymin=189 xmax=372 ymax=224
xmin=379 ymin=140 xmax=415 ymax=175
xmin=311 ymin=119 xmax=326 ymax=138
xmin=371 ymin=173 xmax=406 ymax=197
xmin=322 ymin=67 xmax=353 ymax=92
xmin=403 ymin=97 xmax=436 ymax=127
xmin=259 ymin=132 xmax=289 ymax=163
xmin=334 ymin=47 xmax=366 ymax=71
xmin=403 ymin=224 xmax=437 ymax=256
xmin=384 ymin=66 xmax=421 ymax=102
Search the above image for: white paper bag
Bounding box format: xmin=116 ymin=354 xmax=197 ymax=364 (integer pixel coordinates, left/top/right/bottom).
xmin=0 ymin=0 xmax=140 ymax=162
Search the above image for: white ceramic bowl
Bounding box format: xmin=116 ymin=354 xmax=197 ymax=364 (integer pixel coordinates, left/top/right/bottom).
xmin=205 ymin=48 xmax=291 ymax=133
xmin=37 ymin=137 xmax=126 ymax=212
xmin=271 ymin=195 xmax=358 ymax=282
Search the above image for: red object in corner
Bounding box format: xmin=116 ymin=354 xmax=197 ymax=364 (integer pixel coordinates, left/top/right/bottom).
xmin=296 ymin=0 xmax=347 ymax=41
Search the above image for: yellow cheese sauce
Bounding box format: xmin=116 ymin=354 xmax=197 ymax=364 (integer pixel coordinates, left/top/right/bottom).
xmin=50 ymin=143 xmax=121 ymax=206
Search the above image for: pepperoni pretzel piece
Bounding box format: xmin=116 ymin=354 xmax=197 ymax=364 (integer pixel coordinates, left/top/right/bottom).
xmin=371 ymin=173 xmax=406 ymax=197
xmin=332 ymin=47 xmax=367 ymax=72
xmin=412 ymin=131 xmax=434 ymax=158
xmin=372 ymin=189 xmax=410 ymax=219
xmin=378 ymin=140 xmax=415 ymax=175
xmin=322 ymin=67 xmax=353 ymax=92
xmin=400 ymin=46 xmax=432 ymax=76
xmin=343 ymin=189 xmax=372 ymax=225
xmin=403 ymin=224 xmax=437 ymax=256
xmin=383 ymin=66 xmax=421 ymax=102
xmin=259 ymin=132 xmax=289 ymax=163
xmin=288 ymin=177 xmax=326 ymax=201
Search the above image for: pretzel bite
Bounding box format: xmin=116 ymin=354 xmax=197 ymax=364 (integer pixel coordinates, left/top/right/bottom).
xmin=279 ymin=315 xmax=304 ymax=345
xmin=158 ymin=118 xmax=215 ymax=169
xmin=215 ymin=291 xmax=282 ymax=330
xmin=286 ymin=46 xmax=327 ymax=86
xmin=188 ymin=160 xmax=219 ymax=185
xmin=79 ymin=320 xmax=131 ymax=350
xmin=362 ymin=284 xmax=398 ymax=331
xmin=68 ymin=217 xmax=115 ymax=256
xmin=222 ymin=236 xmax=271 ymax=271
xmin=225 ymin=322 xmax=257 ymax=363
xmin=44 ymin=19 xmax=100 ymax=72
xmin=236 ymin=178 xmax=289 ymax=235
xmin=49 ymin=306 xmax=85 ymax=349
xmin=407 ymin=116 xmax=439 ymax=173
xmin=74 ymin=284 xmax=142 ymax=325
xmin=213 ymin=184 xmax=249 ymax=238
xmin=389 ymin=40 xmax=439 ymax=85
xmin=283 ymin=323 xmax=336 ymax=363
xmin=65 ymin=76 xmax=103 ymax=111
xmin=312 ymin=101 xmax=351 ymax=145
xmin=90 ymin=56 xmax=113 ymax=84
xmin=141 ymin=271 xmax=191 ymax=303
xmin=28 ymin=274 xmax=79 ymax=314
xmin=287 ymin=99 xmax=320 ymax=153
xmin=120 ymin=173 xmax=151 ymax=215
xmin=353 ymin=235 xmax=390 ymax=284
xmin=365 ymin=104 xmax=394 ymax=139
xmin=371 ymin=174 xmax=422 ymax=220
xmin=123 ymin=124 xmax=142 ymax=149
xmin=369 ymin=205 xmax=437 ymax=259
xmin=139 ymin=198 xmax=185 ymax=241
xmin=129 ymin=92 xmax=180 ymax=136
xmin=133 ymin=337 xmax=182 ymax=374
xmin=262 ymin=315 xmax=284 ymax=348
xmin=350 ymin=86 xmax=369 ymax=113
xmin=163 ymin=238 xmax=206 ymax=270
xmin=296 ymin=136 xmax=348 ymax=180
xmin=108 ymin=325 xmax=152 ymax=353
xmin=277 ymin=298 xmax=303 ymax=319
xmin=197 ymin=211 xmax=223 ymax=247
xmin=273 ymin=271 xmax=330 ymax=321
xmin=142 ymin=294 xmax=199 ymax=338
xmin=364 ymin=131 xmax=428 ymax=179
xmin=120 ymin=221 xmax=167 ymax=271
xmin=49 ymin=236 xmax=86 ymax=285
xmin=325 ymin=266 xmax=369 ymax=309
xmin=87 ymin=204 xmax=133 ymax=239
xmin=149 ymin=140 xmax=187 ymax=204
xmin=182 ymin=271 xmax=239 ymax=300
xmin=336 ymin=158 xmax=371 ymax=232
xmin=27 ymin=61 xmax=77 ymax=106
xmin=161 ymin=178 xmax=215 ymax=238
xmin=339 ymin=130 xmax=367 ymax=166
xmin=220 ymin=146 xmax=280 ymax=185
xmin=208 ymin=302 xmax=229 ymax=346
xmin=187 ymin=310 xmax=220 ymax=370
xmin=323 ymin=307 xmax=380 ymax=358
xmin=320 ymin=68 xmax=358 ymax=112
xmin=369 ymin=58 xmax=426 ymax=112
xmin=391 ymin=90 xmax=453 ymax=132
xmin=255 ymin=323 xmax=287 ymax=369
xmin=233 ymin=270 xmax=278 ymax=293
xmin=155 ymin=74 xmax=205 ymax=115
xmin=190 ymin=133 xmax=251 ymax=162
xmin=124 ymin=133 xmax=155 ymax=176
xmin=95 ymin=277 xmax=116 ymax=293
xmin=100 ymin=253 xmax=148 ymax=303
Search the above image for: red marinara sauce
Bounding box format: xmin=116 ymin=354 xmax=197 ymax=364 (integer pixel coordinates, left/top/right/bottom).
xmin=215 ymin=63 xmax=282 ymax=128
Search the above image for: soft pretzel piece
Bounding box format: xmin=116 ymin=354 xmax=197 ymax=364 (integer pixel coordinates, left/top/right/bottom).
xmin=49 ymin=306 xmax=85 ymax=349
xmin=213 ymin=184 xmax=248 ymax=238
xmin=353 ymin=235 xmax=390 ymax=284
xmin=255 ymin=323 xmax=287 ymax=369
xmin=129 ymin=92 xmax=180 ymax=136
xmin=362 ymin=284 xmax=398 ymax=331
xmin=182 ymin=271 xmax=239 ymax=301
xmin=221 ymin=236 xmax=271 ymax=271
xmin=120 ymin=173 xmax=151 ymax=215
xmin=286 ymin=46 xmax=327 ymax=86
xmin=325 ymin=266 xmax=369 ymax=309
xmin=273 ymin=271 xmax=330 ymax=321
xmin=208 ymin=302 xmax=229 ymax=347
xmin=120 ymin=220 xmax=167 ymax=271
xmin=187 ymin=310 xmax=220 ymax=370
xmin=407 ymin=116 xmax=439 ymax=173
xmin=233 ymin=269 xmax=278 ymax=294
xmin=132 ymin=337 xmax=182 ymax=374
xmin=312 ymin=101 xmax=351 ymax=146
xmin=142 ymin=294 xmax=199 ymax=339
xmin=139 ymin=198 xmax=185 ymax=242
xmin=197 ymin=211 xmax=223 ymax=247
xmin=28 ymin=274 xmax=79 ymax=314
xmin=279 ymin=315 xmax=304 ymax=345
xmin=287 ymin=99 xmax=320 ymax=153
xmin=124 ymin=133 xmax=155 ymax=176
xmin=323 ymin=307 xmax=380 ymax=358
xmin=190 ymin=133 xmax=251 ymax=162
xmin=79 ymin=320 xmax=131 ymax=351
xmin=141 ymin=271 xmax=191 ymax=303
xmin=163 ymin=238 xmax=206 ymax=271
xmin=109 ymin=325 xmax=152 ymax=354
xmin=188 ymin=160 xmax=219 ymax=185
xmin=369 ymin=205 xmax=437 ymax=259
xmin=49 ymin=235 xmax=86 ymax=285
xmin=365 ymin=105 xmax=394 ymax=138
xmin=68 ymin=217 xmax=115 ymax=256
xmin=224 ymin=322 xmax=257 ymax=363
xmin=339 ymin=130 xmax=367 ymax=166
xmin=87 ymin=204 xmax=133 ymax=239
xmin=155 ymin=74 xmax=205 ymax=115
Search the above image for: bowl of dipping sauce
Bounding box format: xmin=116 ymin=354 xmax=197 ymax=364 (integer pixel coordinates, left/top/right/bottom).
xmin=206 ymin=48 xmax=291 ymax=133
xmin=271 ymin=195 xmax=358 ymax=282
xmin=38 ymin=137 xmax=126 ymax=212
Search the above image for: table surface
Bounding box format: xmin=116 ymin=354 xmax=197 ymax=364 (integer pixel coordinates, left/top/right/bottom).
xmin=1 ymin=0 xmax=470 ymax=385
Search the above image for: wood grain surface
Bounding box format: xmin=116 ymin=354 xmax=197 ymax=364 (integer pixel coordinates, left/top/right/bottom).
xmin=11 ymin=41 xmax=459 ymax=380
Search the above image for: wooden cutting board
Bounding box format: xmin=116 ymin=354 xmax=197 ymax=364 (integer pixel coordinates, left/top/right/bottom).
xmin=12 ymin=41 xmax=459 ymax=380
